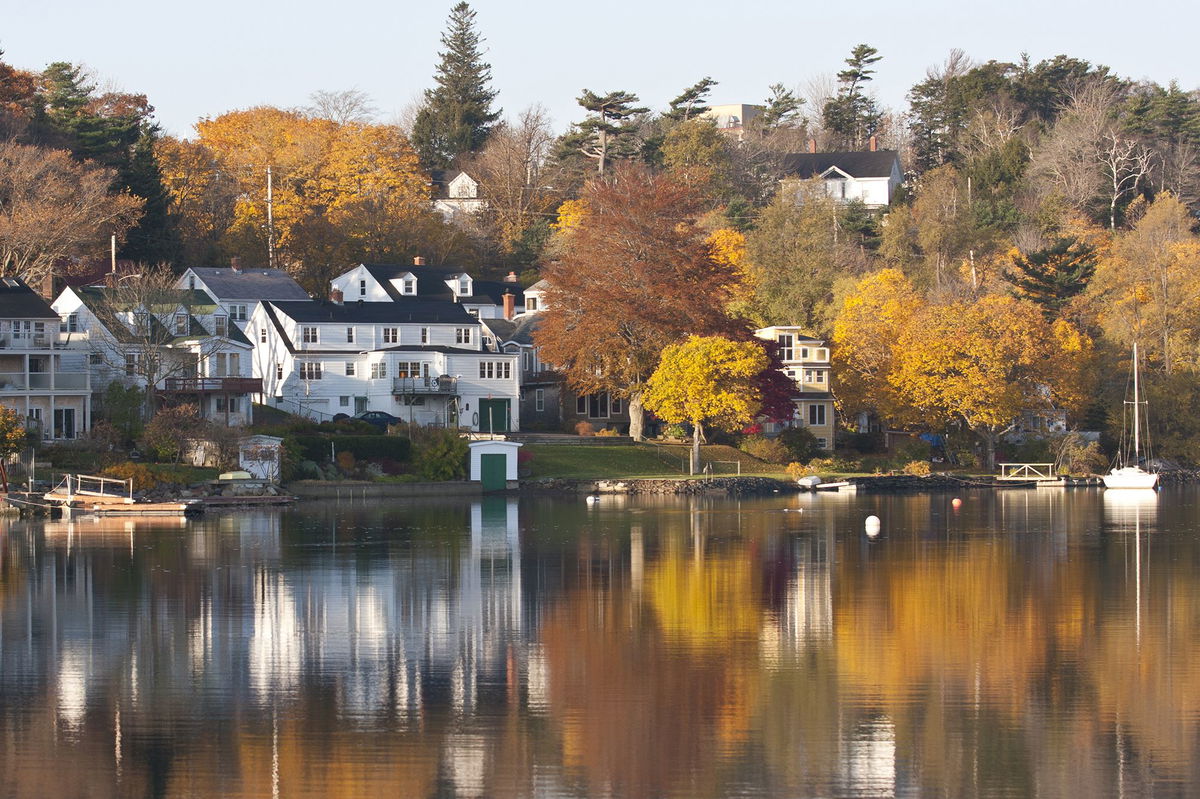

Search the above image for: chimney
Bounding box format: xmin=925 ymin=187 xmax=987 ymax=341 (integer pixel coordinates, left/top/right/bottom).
xmin=413 ymin=256 xmax=426 ymax=267
xmin=503 ymin=271 xmax=518 ymax=283
xmin=808 ymin=138 xmax=817 ymax=154
xmin=502 ymin=291 xmax=515 ymax=321
xmin=330 ymin=287 xmax=344 ymax=305
xmin=231 ymin=256 xmax=242 ymax=273
xmin=869 ymin=135 xmax=878 ymax=152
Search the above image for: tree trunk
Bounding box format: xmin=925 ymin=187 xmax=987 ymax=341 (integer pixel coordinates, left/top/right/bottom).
xmin=627 ymin=392 xmax=645 ymax=442
xmin=981 ymin=428 xmax=997 ymax=472
xmin=691 ymin=420 xmax=703 ymax=475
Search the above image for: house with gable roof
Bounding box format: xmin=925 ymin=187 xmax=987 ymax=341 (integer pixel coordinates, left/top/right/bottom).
xmin=0 ymin=278 xmax=91 ymax=439
xmin=330 ymin=258 xmax=524 ymax=320
xmin=431 ymin=170 xmax=487 ymax=220
xmin=754 ymin=326 xmax=835 ymax=450
xmin=781 ymin=145 xmax=903 ymax=208
xmin=177 ymin=260 xmax=310 ymax=330
xmin=53 ymin=284 xmax=258 ymax=426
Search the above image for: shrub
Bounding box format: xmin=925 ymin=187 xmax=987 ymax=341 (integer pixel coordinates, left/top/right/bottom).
xmin=892 ymin=438 xmax=931 ymax=464
xmin=335 ymin=450 xmax=357 ymax=474
xmin=786 ymin=461 xmax=819 ymax=480
xmin=416 ymin=429 xmax=468 ymax=481
xmin=777 ymin=427 xmax=820 ymax=462
xmin=595 ymin=427 xmax=621 ymax=437
xmin=293 ymin=434 xmax=412 ymax=463
xmin=575 ymin=421 xmax=596 ymax=436
xmin=663 ymin=424 xmax=687 ymax=440
xmin=902 ymin=460 xmax=932 ymax=476
xmin=1055 ymin=433 xmax=1106 ymax=475
xmin=142 ymin=405 xmax=205 ymax=463
xmin=739 ymin=435 xmax=790 ymax=464
xmin=101 ymin=462 xmax=159 ymax=492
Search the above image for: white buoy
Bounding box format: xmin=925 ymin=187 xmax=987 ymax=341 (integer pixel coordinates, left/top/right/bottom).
xmin=865 ymin=515 xmax=881 ymax=537
xmin=586 ymin=495 xmax=599 ymax=505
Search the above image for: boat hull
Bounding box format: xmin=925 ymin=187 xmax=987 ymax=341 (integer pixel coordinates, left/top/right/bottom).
xmin=1103 ymin=467 xmax=1159 ymax=490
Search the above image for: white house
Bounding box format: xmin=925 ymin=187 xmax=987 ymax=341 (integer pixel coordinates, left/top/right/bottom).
xmin=53 ymin=285 xmax=258 ymax=426
xmin=330 ymin=259 xmax=523 ymax=320
xmin=781 ymin=148 xmax=903 ymax=208
xmin=0 ymin=278 xmax=91 ymax=439
xmin=250 ymin=296 xmax=520 ymax=432
xmin=176 ymin=261 xmax=310 ymax=330
xmin=432 ymin=170 xmax=488 ymax=220
xmin=754 ymin=326 xmax=835 ymax=450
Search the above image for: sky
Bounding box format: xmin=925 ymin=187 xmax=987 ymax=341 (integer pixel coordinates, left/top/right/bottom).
xmin=3 ymin=0 xmax=1198 ymax=138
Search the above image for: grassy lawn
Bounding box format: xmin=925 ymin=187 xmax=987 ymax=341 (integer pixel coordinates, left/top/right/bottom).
xmin=523 ymin=442 xmax=788 ymax=480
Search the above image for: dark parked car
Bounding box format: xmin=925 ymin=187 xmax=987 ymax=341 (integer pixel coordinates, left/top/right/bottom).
xmin=353 ymin=411 xmax=402 ymax=430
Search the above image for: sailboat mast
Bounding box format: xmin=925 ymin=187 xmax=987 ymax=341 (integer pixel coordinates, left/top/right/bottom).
xmin=1132 ymin=342 xmax=1140 ymax=463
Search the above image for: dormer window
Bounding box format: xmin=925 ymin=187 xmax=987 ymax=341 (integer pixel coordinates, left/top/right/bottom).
xmin=404 ymin=278 xmax=416 ymax=294
xmin=458 ymin=277 xmax=470 ymax=296
xmin=526 ymin=296 xmax=538 ymax=312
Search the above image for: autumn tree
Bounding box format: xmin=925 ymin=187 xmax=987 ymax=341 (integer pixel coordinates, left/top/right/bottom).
xmin=661 ymin=118 xmax=732 ymax=196
xmin=890 ymin=295 xmax=1092 ymax=468
xmin=410 ymin=2 xmax=500 ymax=170
xmin=644 ymin=336 xmax=766 ymax=474
xmin=0 ymin=406 xmax=27 ymax=492
xmin=1002 ymin=236 xmax=1098 ymax=316
xmin=535 ymin=165 xmax=737 ymax=440
xmin=0 ymin=140 xmax=142 ymax=286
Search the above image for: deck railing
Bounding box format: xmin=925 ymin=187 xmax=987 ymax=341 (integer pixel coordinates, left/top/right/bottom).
xmin=997 ymin=463 xmax=1057 ymax=481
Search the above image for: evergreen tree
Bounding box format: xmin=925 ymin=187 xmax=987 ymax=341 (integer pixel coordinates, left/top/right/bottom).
xmin=822 ymin=44 xmax=883 ymax=149
xmin=1002 ymin=237 xmax=1097 ymax=316
xmin=411 ymin=2 xmax=501 ymax=171
xmin=758 ymin=83 xmax=803 ymax=133
xmin=665 ymin=77 xmax=717 ymax=122
xmin=119 ymin=132 xmax=179 ymax=263
xmin=571 ymin=90 xmax=648 ymax=175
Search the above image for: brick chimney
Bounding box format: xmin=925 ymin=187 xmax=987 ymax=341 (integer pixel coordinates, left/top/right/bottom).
xmin=808 ymin=138 xmax=817 ymax=154
xmin=502 ymin=291 xmax=515 ymax=321
xmin=330 ymin=288 xmax=344 ymax=305
xmin=869 ymin=135 xmax=878 ymax=152
xmin=413 ymin=256 xmax=426 ymax=266
xmin=503 ymin=271 xmax=518 ymax=283
xmin=231 ymin=256 xmax=242 ymax=273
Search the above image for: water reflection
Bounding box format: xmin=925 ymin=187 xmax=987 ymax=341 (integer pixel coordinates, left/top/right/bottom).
xmin=1 ymin=490 xmax=1199 ymax=797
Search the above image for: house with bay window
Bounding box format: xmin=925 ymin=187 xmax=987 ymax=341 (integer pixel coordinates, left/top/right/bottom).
xmin=53 ymin=285 xmax=258 ymax=426
xmin=755 ymin=326 xmax=835 ymax=450
xmin=0 ymin=278 xmax=91 ymax=439
xmin=250 ymin=296 xmax=520 ymax=432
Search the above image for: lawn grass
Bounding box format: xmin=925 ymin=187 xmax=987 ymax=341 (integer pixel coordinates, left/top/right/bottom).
xmin=523 ymin=442 xmax=789 ymax=479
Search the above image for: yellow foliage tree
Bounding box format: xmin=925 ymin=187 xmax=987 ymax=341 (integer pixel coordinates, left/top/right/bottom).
xmin=890 ymin=294 xmax=1092 ymax=468
xmin=706 ymin=227 xmax=753 ymax=313
xmin=643 ymin=335 xmax=767 ymax=474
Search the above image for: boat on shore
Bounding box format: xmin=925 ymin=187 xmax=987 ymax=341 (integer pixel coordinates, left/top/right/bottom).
xmin=1105 ymin=343 xmax=1158 ymax=490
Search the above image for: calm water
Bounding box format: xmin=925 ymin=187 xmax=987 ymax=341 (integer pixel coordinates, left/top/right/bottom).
xmin=1 ymin=488 xmax=1198 ymax=798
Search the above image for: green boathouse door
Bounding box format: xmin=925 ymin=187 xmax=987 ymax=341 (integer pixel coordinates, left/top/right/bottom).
xmin=480 ymin=453 xmax=507 ymax=492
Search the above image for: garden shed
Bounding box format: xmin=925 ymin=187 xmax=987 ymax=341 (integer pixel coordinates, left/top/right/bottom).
xmin=468 ymin=440 xmax=522 ymax=492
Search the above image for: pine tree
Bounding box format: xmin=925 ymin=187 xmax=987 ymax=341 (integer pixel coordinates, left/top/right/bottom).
xmin=120 ymin=132 xmax=179 ymax=264
xmin=822 ymin=44 xmax=883 ymax=149
xmin=665 ymin=77 xmax=717 ymax=122
xmin=758 ymin=83 xmax=803 ymax=133
xmin=411 ymin=2 xmax=501 ymax=171
xmin=572 ymin=90 xmax=648 ymax=175
xmin=1002 ymin=237 xmax=1098 ymax=316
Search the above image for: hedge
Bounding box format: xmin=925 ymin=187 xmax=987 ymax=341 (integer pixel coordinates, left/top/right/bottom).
xmin=292 ymin=434 xmax=412 ymax=463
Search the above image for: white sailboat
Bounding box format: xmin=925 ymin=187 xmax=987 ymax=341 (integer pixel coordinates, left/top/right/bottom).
xmin=1104 ymin=342 xmax=1159 ymax=490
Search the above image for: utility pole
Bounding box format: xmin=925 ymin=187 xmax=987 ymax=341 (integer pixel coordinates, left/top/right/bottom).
xmin=266 ymin=165 xmax=275 ymax=269
xmin=110 ymin=233 xmax=117 ymax=275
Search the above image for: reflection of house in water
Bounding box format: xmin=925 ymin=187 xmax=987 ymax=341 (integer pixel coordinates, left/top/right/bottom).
xmin=761 ymin=525 xmax=835 ymax=660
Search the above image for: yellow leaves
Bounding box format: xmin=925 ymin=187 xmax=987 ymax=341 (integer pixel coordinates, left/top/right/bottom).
xmin=552 ymin=198 xmax=589 ymax=234
xmin=706 ymin=228 xmax=745 ymax=270
xmin=643 ymin=335 xmax=767 ymax=431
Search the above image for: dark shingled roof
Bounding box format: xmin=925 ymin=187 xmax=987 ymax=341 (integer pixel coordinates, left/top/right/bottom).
xmin=361 ymin=264 xmax=523 ymax=306
xmin=269 ymin=298 xmax=480 ymax=325
xmin=0 ymin=278 xmax=59 ymax=320
xmin=483 ymin=313 xmax=540 ymax=346
xmin=781 ymin=150 xmax=900 ymax=179
xmin=190 ymin=267 xmax=310 ymax=301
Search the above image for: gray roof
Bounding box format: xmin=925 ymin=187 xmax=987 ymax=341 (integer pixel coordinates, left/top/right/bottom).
xmin=362 ymin=264 xmax=522 ymax=306
xmin=190 ymin=267 xmax=310 ymax=301
xmin=0 ymin=278 xmax=59 ymax=320
xmin=781 ymin=150 xmax=900 ymax=180
xmin=482 ymin=313 xmax=539 ymax=346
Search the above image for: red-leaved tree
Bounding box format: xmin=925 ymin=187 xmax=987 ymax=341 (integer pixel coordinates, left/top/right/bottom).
xmin=535 ymin=165 xmax=738 ymax=439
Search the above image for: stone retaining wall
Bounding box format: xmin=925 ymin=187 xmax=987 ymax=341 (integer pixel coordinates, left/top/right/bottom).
xmin=522 ymin=476 xmax=793 ymax=496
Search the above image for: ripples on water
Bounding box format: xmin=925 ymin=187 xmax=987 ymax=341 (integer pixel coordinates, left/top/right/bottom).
xmin=1 ymin=488 xmax=1198 ymax=798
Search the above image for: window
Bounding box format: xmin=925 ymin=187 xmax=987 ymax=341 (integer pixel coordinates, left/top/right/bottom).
xmin=467 ymin=308 xmax=479 ymax=318
xmin=301 ymin=326 xmax=318 ymax=344
xmin=523 ymin=351 xmax=532 ymax=371
xmin=382 ymin=327 xmax=398 ymax=344
xmin=216 ymin=396 xmax=240 ymax=414
xmin=816 ymin=348 xmax=829 ymax=361
xmin=800 ymin=347 xmax=810 ymax=359
xmin=817 ymin=437 xmax=828 ymax=449
xmin=808 ymin=403 xmax=826 ymax=426
xmin=230 ymin=304 xmax=247 ymax=321
xmin=213 ymin=353 xmax=227 ymax=377
xmin=526 ymin=296 xmax=538 ymax=312
xmin=175 ymin=313 xmax=188 ymax=335
xmin=299 ymin=362 xmax=322 ymax=380
xmin=125 ymin=353 xmax=140 ymax=377
xmin=370 ymin=362 xmax=387 ymax=379
xmin=458 ymin=277 xmax=470 ymax=296
xmin=478 ymin=361 xmax=511 ymax=379
xmin=777 ymin=334 xmax=794 ymax=361
xmin=259 ymin=326 xmax=267 ymax=343
xmin=804 ymin=369 xmax=815 ymax=383
xmin=403 ymin=278 xmax=416 ymax=294
xmin=188 ymin=275 xmax=196 ymax=290
xmin=535 ymin=388 xmax=545 ymax=411
xmin=815 ymin=370 xmax=826 ymax=384
xmin=576 ymin=395 xmax=587 ymax=414
xmin=229 ymin=353 xmax=240 ymax=375
xmin=89 ymin=352 xmax=102 ymax=365
xmin=456 ymin=327 xmax=472 ymax=345
xmin=339 ymin=396 xmax=350 ymax=407
xmin=396 ymin=362 xmax=425 ymax=379
xmin=420 ymin=327 xmax=429 ymax=344
xmin=275 ymin=362 xmax=283 ymax=380
xmin=359 ymin=279 xmax=366 ymax=298
xmin=345 ymin=362 xmax=356 ymax=376
xmin=611 ymin=397 xmax=622 ymax=414
xmin=60 ymin=313 xmax=78 ymax=333
xmin=214 ymin=316 xmax=228 ymax=337
xmin=346 ymin=327 xmax=355 ymax=343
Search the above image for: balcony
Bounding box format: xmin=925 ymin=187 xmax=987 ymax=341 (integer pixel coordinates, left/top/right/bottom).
xmin=162 ymin=377 xmax=262 ymax=393
xmin=0 ymin=335 xmax=51 ymax=350
xmin=0 ymin=372 xmax=89 ymax=391
xmin=392 ymin=375 xmax=458 ymax=395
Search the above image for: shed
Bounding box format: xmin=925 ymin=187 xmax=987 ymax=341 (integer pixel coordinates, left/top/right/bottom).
xmin=239 ymin=435 xmax=284 ymax=482
xmin=468 ymin=440 xmax=522 ymax=491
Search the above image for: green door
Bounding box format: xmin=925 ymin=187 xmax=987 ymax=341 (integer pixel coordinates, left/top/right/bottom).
xmin=478 ymin=399 xmax=510 ymax=433
xmin=480 ymin=453 xmax=507 ymax=492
